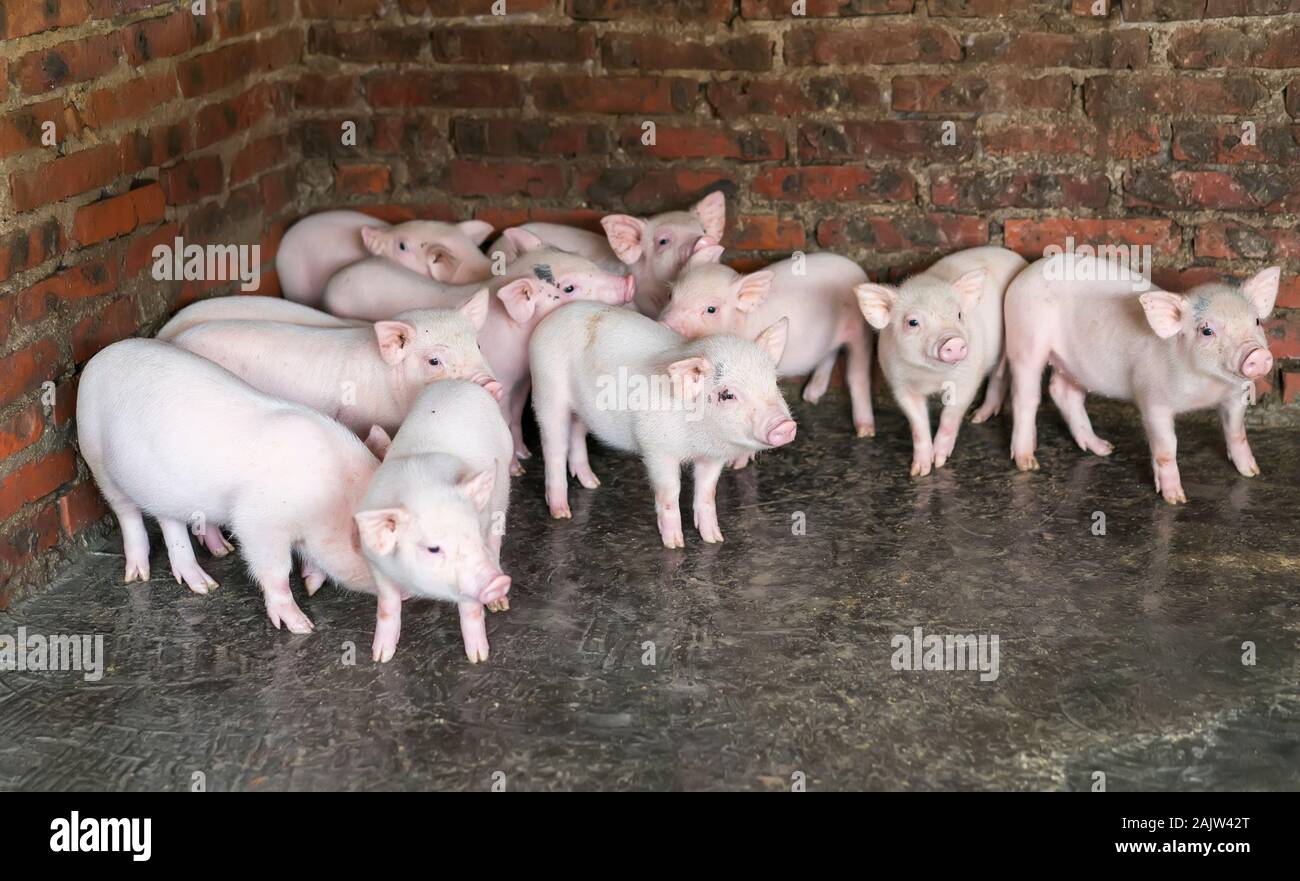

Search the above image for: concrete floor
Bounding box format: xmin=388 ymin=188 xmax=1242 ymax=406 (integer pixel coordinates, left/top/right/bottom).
xmin=1 ymin=391 xmax=1298 ymax=791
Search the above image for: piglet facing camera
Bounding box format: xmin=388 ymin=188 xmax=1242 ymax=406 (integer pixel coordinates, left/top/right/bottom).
xmin=855 ymin=246 xmax=1027 ymax=477
xmin=1004 ymin=255 xmax=1280 ymax=503
xmin=529 ymin=301 xmax=795 ymax=548
xmin=355 ymin=380 xmax=515 ymax=663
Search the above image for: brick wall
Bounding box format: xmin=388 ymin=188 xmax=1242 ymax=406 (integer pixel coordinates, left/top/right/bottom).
xmin=3 ymin=0 xmax=1300 ymax=599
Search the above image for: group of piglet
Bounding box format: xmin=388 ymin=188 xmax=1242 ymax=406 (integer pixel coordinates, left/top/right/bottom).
xmin=78 ymin=191 xmax=1282 ymax=663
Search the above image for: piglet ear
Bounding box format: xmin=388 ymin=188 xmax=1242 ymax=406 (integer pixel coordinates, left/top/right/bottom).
xmin=951 ymin=267 xmax=987 ymax=315
xmin=667 ymin=356 xmax=713 ymax=401
xmin=601 ymin=215 xmax=647 ymax=265
xmin=426 ymin=244 xmax=459 ymax=277
xmin=457 ymin=219 xmax=494 ymax=246
xmin=1241 ymin=266 xmax=1281 ymax=319
xmin=502 ymin=227 xmax=544 ymax=255
xmin=360 ymin=225 xmax=385 ymax=256
xmin=691 ymin=191 xmax=726 ymax=242
xmin=496 ymin=278 xmax=537 ymax=325
xmin=354 ymin=507 xmax=410 ymax=556
xmin=854 ymin=283 xmax=896 ymax=330
xmin=459 ymin=287 xmax=491 ymax=331
xmin=374 ymin=320 xmax=418 ymax=365
xmin=460 ymin=468 xmax=496 ymax=512
xmin=688 ymin=243 xmax=726 ymax=267
xmin=1139 ymin=290 xmax=1187 ymax=339
xmin=363 ymin=425 xmax=393 ymax=461
xmin=754 ymin=317 xmax=789 ymax=365
xmin=734 ymin=270 xmax=774 ymax=312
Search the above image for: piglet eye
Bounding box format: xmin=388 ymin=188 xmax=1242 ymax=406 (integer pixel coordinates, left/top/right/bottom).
xmin=429 ymin=357 xmax=441 ymax=366
xmin=398 ymin=242 xmax=407 ymax=251
xmin=706 ymin=306 xmax=717 ymax=314
xmin=658 ymin=237 xmax=670 ymax=247
xmin=907 ymin=318 xmax=920 ymax=328
xmin=426 ymin=546 xmax=441 ymax=554
xmin=718 ymin=389 xmax=735 ymax=402
xmin=1201 ymin=326 xmax=1214 ymax=337
xmin=563 ymin=285 xmax=575 ymax=294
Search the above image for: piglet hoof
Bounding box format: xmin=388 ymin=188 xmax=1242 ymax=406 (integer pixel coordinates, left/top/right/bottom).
xmin=570 ymin=464 xmax=601 ymax=489
xmin=731 ymin=454 xmax=751 ymax=470
xmin=1013 ymin=453 xmax=1040 ymax=472
xmin=970 ymin=406 xmax=998 ymax=424
xmin=1083 ymin=437 xmax=1114 ymax=457
xmin=304 ymin=572 xmax=326 ymax=597
xmin=1161 ymin=487 xmax=1188 ymax=505
xmin=660 ymin=530 xmax=685 ymax=549
xmin=172 ymin=561 xmax=218 ymax=595
xmin=267 ymin=601 xmax=315 ymax=635
xmin=801 ymin=387 xmax=825 ymax=405
xmin=510 ymin=459 xmax=525 ymax=477
xmin=123 ymin=560 xmax=150 ymax=584
xmin=515 ymin=445 xmax=532 ymax=461
xmin=855 ymin=422 xmax=875 ymax=438
xmin=909 ymin=456 xmax=933 ymax=478
xmin=486 ymin=596 xmax=510 ymax=613
xmin=695 ymin=519 xmax=724 ymax=544
xmin=547 ymin=490 xmax=572 ymax=519
xmin=372 ymin=626 xmax=399 ymax=664
xmin=203 ymin=527 xmax=235 ymax=557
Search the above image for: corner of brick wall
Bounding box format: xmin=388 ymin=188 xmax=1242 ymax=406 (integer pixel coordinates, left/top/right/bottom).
xmin=3 ymin=0 xmax=1300 ymax=599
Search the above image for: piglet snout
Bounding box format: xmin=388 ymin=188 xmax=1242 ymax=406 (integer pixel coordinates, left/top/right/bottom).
xmin=764 ymin=418 xmax=798 ymax=448
xmin=937 ymin=335 xmax=968 ymax=364
xmin=474 ymin=374 xmax=505 ymax=401
xmin=476 ymin=571 xmax=512 ymax=606
xmin=1239 ymin=346 xmax=1273 ymax=379
xmin=692 ymin=236 xmax=718 ymax=255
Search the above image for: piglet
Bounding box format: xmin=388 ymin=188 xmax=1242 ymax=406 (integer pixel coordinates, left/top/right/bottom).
xmin=172 ymin=291 xmax=500 ymax=437
xmin=157 ymin=295 xmax=361 ymax=341
xmin=530 ymin=301 xmax=796 ymax=547
xmin=277 ymin=209 xmax=494 ymax=305
xmin=1005 ymin=254 xmax=1280 ymax=503
xmin=660 ymin=248 xmax=875 ymax=449
xmin=326 ymin=229 xmax=636 ymax=468
xmin=357 ymin=380 xmax=514 ymax=663
xmin=77 ymin=339 xmax=385 ymax=633
xmin=854 ymin=246 xmax=1027 ymax=476
xmin=487 ymin=192 xmax=725 ymax=317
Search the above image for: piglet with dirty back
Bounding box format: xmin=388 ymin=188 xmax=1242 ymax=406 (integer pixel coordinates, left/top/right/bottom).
xmin=489 ymin=192 xmax=725 ymax=317
xmin=357 ymin=380 xmax=514 ymax=663
xmin=530 ymin=301 xmax=796 ymax=548
xmin=1005 ymin=254 xmax=1279 ymax=503
xmin=276 ymin=209 xmax=495 ymax=306
xmin=854 ymin=246 xmax=1027 ymax=476
xmin=660 ymin=247 xmax=875 ymax=452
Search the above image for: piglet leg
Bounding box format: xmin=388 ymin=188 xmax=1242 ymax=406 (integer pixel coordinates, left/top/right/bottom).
xmin=646 ymin=455 xmax=685 ymax=548
xmin=1219 ymin=395 xmax=1259 ymax=477
xmin=160 ymin=518 xmax=218 ymax=594
xmin=372 ymin=576 xmax=403 ymax=663
xmin=1141 ymin=402 xmax=1186 ymax=504
xmin=895 ymin=389 xmax=934 ymax=477
xmin=692 ymin=458 xmax=726 ymax=544
xmin=459 ymin=601 xmax=490 ymax=663
xmin=241 ymin=532 xmax=315 ymax=634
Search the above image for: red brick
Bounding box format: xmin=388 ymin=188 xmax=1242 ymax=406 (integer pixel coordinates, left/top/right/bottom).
xmin=0 ymin=404 xmax=45 ymax=461
xmin=294 ymin=73 xmax=358 ymax=109
xmin=725 ymin=216 xmax=807 ymax=251
xmin=1084 ymin=74 xmax=1263 ymax=116
xmin=1172 ymin=122 xmax=1300 ymax=165
xmin=303 ymin=0 xmax=386 ymax=14
xmin=9 ymin=143 xmax=120 ymax=211
xmin=334 ymin=163 xmax=392 ymax=196
xmin=0 ymin=97 xmax=83 ymax=158
xmin=932 ymin=172 xmax=1110 ymax=211
xmin=578 ymin=168 xmax=732 ymax=213
xmin=122 ymin=8 xmax=211 ymax=65
xmin=752 ymin=166 xmax=915 ymax=203
xmin=892 ymin=74 xmax=1072 ymax=112
xmin=176 ymin=29 xmax=302 ymax=98
xmin=72 ymin=298 xmax=140 ymax=365
xmin=816 ymin=213 xmax=989 ymax=251
xmin=308 ymin=24 xmax=426 ymax=62
xmin=0 ymin=504 xmax=62 ymax=583
xmin=194 ymin=83 xmax=278 ymax=149
xmin=928 ymin=0 xmax=1030 ymax=13
xmin=366 ymin=71 xmax=521 ymax=108
xmin=58 ymin=482 xmax=109 ymax=537
xmin=1169 ymin=25 xmax=1300 ymax=69
xmin=14 ymin=31 xmax=123 ymax=95
xmin=1003 ymin=218 xmax=1181 ymax=259
xmin=434 ymin=26 xmax=598 ymax=64
xmin=569 ymin=0 xmax=731 ymax=19
xmin=624 ymin=126 xmax=786 ymax=161
xmin=966 ymin=29 xmax=1145 ymax=68
xmin=1264 ymin=318 xmax=1300 ymax=359
xmin=1282 ymin=370 xmax=1300 ymax=405
xmin=125 ymin=222 xmax=180 ymax=278
xmin=742 ymin=0 xmax=914 ymax=16
xmin=445 ymin=160 xmax=565 ymax=198
xmin=0 ymin=448 xmax=77 ymax=524
xmin=798 ymin=120 xmax=975 ymax=161
xmin=534 ymin=76 xmax=697 ymax=115
xmin=452 ymin=119 xmax=610 ymax=157
xmin=605 ymin=33 xmax=773 ymax=71
xmin=708 ymin=76 xmax=881 ymax=120
xmin=83 ymin=73 xmax=178 ymax=128
xmin=0 ymin=340 xmax=64 ymax=408
xmin=72 ymin=183 xmax=166 ymax=245
xmin=231 ymin=134 xmax=287 ymax=184
xmin=0 ymin=220 xmax=65 ymax=283
xmin=1195 ymin=223 xmax=1300 ymax=261
xmin=222 ymin=0 xmax=290 ymax=37
xmin=0 ymin=0 xmax=92 ymax=40
xmin=160 ymin=155 xmax=224 ymax=205
xmin=18 ymin=261 xmax=120 ymax=323
xmin=51 ymin=375 xmax=78 ymax=427
xmin=785 ymin=26 xmax=960 ymax=66
xmin=1125 ymin=169 xmax=1300 ymax=213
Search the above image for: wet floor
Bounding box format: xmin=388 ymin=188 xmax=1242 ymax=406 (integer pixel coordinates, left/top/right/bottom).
xmin=1 ymin=392 xmax=1298 ymax=791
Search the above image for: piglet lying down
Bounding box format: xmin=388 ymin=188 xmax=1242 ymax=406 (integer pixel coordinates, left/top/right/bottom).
xmin=78 ymin=341 xmax=509 ymax=662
